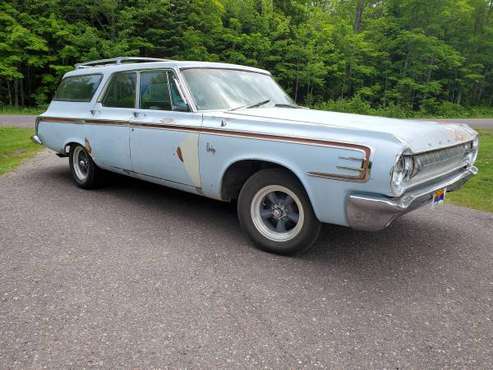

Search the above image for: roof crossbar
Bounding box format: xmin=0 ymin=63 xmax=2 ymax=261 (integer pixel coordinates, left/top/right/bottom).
xmin=75 ymin=57 xmax=172 ymax=69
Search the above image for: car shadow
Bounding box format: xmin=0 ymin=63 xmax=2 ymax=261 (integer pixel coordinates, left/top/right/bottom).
xmin=46 ymin=164 xmax=467 ymax=282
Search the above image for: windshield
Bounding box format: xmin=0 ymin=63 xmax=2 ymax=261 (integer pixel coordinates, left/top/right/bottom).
xmin=181 ymin=68 xmax=294 ymax=110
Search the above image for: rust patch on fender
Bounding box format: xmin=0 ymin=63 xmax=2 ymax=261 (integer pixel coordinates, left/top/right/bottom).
xmin=84 ymin=138 xmax=92 ymax=154
xmin=176 ymin=147 xmax=184 ymax=162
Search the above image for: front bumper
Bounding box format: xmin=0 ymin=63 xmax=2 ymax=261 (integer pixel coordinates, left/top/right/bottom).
xmin=346 ymin=166 xmax=478 ymax=231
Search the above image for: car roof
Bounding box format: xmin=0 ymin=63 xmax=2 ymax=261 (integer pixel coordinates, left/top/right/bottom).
xmin=64 ymin=60 xmax=271 ymax=78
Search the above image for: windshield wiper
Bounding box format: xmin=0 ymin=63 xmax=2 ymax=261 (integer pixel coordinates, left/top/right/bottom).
xmin=274 ymin=103 xmax=301 ymax=109
xmin=230 ymin=99 xmax=271 ymax=111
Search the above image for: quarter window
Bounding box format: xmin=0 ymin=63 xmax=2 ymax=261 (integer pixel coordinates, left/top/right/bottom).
xmin=102 ymin=72 xmax=137 ymax=108
xmin=53 ymin=74 xmax=102 ymax=102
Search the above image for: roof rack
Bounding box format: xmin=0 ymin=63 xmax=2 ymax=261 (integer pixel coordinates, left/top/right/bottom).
xmin=75 ymin=57 xmax=172 ymax=69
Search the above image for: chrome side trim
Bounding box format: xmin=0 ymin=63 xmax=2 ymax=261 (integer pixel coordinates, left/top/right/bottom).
xmin=37 ymin=116 xmax=373 ymax=182
xmin=346 ymin=166 xmax=477 ymax=231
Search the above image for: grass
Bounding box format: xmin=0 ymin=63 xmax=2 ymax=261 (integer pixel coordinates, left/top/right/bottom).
xmin=447 ymin=129 xmax=493 ymax=212
xmin=0 ymin=106 xmax=45 ymax=115
xmin=0 ymin=127 xmax=43 ymax=175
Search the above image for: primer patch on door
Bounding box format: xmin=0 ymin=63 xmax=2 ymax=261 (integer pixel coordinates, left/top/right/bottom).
xmin=178 ymin=134 xmax=201 ymax=188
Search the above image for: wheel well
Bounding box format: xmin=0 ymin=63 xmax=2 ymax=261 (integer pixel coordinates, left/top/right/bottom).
xmin=64 ymin=142 xmax=77 ymax=154
xmin=221 ymin=160 xmax=302 ymax=201
xmin=64 ymin=141 xmax=89 ymax=156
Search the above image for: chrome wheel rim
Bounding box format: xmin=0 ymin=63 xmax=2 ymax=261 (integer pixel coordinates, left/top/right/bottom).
xmin=251 ymin=185 xmax=304 ymax=242
xmin=73 ymin=146 xmax=89 ymax=181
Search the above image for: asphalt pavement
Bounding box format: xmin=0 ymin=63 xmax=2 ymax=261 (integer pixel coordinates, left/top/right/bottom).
xmin=0 ymin=115 xmax=37 ymax=128
xmin=1 ymin=114 xmax=493 ymax=129
xmin=0 ymin=151 xmax=492 ymax=368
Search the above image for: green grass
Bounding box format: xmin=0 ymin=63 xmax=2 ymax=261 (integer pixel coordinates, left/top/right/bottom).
xmin=0 ymin=106 xmax=44 ymax=115
xmin=447 ymin=129 xmax=493 ymax=212
xmin=0 ymin=127 xmax=43 ymax=175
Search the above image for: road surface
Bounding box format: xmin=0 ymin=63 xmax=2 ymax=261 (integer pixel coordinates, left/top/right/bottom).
xmin=0 ymin=151 xmax=492 ymax=368
xmin=1 ymin=114 xmax=493 ymax=129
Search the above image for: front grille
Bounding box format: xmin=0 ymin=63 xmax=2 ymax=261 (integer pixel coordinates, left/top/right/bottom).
xmin=414 ymin=143 xmax=471 ymax=170
xmin=410 ymin=142 xmax=472 ymax=184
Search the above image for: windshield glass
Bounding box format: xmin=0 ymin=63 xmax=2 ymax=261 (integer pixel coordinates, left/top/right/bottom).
xmin=181 ymin=68 xmax=294 ymax=110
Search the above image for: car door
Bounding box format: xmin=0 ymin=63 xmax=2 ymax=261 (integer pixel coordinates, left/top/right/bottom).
xmin=89 ymin=71 xmax=136 ymax=172
xmin=129 ymin=69 xmax=203 ymax=189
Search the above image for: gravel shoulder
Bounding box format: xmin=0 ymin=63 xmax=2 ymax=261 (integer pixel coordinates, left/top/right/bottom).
xmin=0 ymin=151 xmax=492 ymax=368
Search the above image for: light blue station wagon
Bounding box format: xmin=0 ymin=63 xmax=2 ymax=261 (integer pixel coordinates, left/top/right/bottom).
xmin=32 ymin=57 xmax=479 ymax=255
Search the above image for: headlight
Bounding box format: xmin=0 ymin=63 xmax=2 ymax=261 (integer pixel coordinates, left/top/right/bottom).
xmin=391 ymin=155 xmax=414 ymax=196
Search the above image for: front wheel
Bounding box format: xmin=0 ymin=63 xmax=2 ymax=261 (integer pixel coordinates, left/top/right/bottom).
xmin=237 ymin=168 xmax=321 ymax=255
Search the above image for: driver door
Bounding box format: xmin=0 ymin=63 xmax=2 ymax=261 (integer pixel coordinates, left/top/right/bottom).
xmin=129 ymin=69 xmax=203 ymax=189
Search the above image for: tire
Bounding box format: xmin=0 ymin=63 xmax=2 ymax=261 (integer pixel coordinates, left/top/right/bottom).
xmin=69 ymin=144 xmax=104 ymax=189
xmin=237 ymin=168 xmax=321 ymax=255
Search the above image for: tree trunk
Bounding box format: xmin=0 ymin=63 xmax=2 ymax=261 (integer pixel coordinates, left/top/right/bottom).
xmin=20 ymin=78 xmax=25 ymax=106
xmin=354 ymin=0 xmax=365 ymax=33
xmin=7 ymin=81 xmax=12 ymax=106
xmin=14 ymin=79 xmax=19 ymax=107
xmin=294 ymin=62 xmax=299 ymax=103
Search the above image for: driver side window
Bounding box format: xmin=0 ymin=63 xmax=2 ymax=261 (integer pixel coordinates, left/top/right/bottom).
xmin=139 ymin=70 xmax=188 ymax=111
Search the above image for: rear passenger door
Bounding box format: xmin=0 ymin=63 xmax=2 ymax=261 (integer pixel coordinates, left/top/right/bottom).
xmin=89 ymin=71 xmax=136 ymax=172
xmin=129 ymin=69 xmax=203 ymax=189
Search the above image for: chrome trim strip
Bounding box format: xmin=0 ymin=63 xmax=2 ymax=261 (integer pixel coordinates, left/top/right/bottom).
xmin=37 ymin=116 xmax=373 ymax=182
xmin=306 ymin=171 xmax=369 ymax=182
xmin=339 ymin=156 xmax=364 ymax=162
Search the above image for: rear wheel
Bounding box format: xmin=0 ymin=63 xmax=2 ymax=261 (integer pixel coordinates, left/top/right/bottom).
xmin=69 ymin=144 xmax=104 ymax=189
xmin=238 ymin=168 xmax=321 ymax=255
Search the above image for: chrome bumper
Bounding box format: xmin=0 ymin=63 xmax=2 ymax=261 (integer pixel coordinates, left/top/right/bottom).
xmin=346 ymin=166 xmax=478 ymax=231
xmin=31 ymin=135 xmax=42 ymax=145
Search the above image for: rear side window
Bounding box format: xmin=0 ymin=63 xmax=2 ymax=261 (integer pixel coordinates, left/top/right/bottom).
xmin=53 ymin=74 xmax=102 ymax=102
xmin=102 ymin=72 xmax=137 ymax=108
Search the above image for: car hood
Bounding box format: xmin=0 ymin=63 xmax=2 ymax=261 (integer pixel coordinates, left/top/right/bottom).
xmin=226 ymin=108 xmax=477 ymax=153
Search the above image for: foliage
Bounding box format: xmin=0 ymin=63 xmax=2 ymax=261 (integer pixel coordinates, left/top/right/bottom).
xmin=314 ymin=98 xmax=493 ymax=118
xmin=0 ymin=0 xmax=492 ymax=114
xmin=447 ymin=129 xmax=493 ymax=212
xmin=0 ymin=127 xmax=42 ymax=175
xmin=0 ymin=105 xmax=44 ymax=115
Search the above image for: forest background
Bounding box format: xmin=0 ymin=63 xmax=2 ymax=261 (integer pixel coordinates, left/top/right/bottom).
xmin=1 ymin=0 xmax=493 ymax=118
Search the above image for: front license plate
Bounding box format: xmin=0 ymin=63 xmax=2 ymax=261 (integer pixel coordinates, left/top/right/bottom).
xmin=432 ymin=188 xmax=446 ymax=207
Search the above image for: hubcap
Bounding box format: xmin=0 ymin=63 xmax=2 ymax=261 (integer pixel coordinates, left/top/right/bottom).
xmin=73 ymin=146 xmax=89 ymax=181
xmin=251 ymin=185 xmax=304 ymax=242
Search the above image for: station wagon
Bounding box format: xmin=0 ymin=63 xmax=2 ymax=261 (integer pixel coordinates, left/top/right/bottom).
xmin=32 ymin=57 xmax=479 ymax=255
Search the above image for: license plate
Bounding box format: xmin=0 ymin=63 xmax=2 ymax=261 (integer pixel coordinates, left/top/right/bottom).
xmin=432 ymin=188 xmax=446 ymax=207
